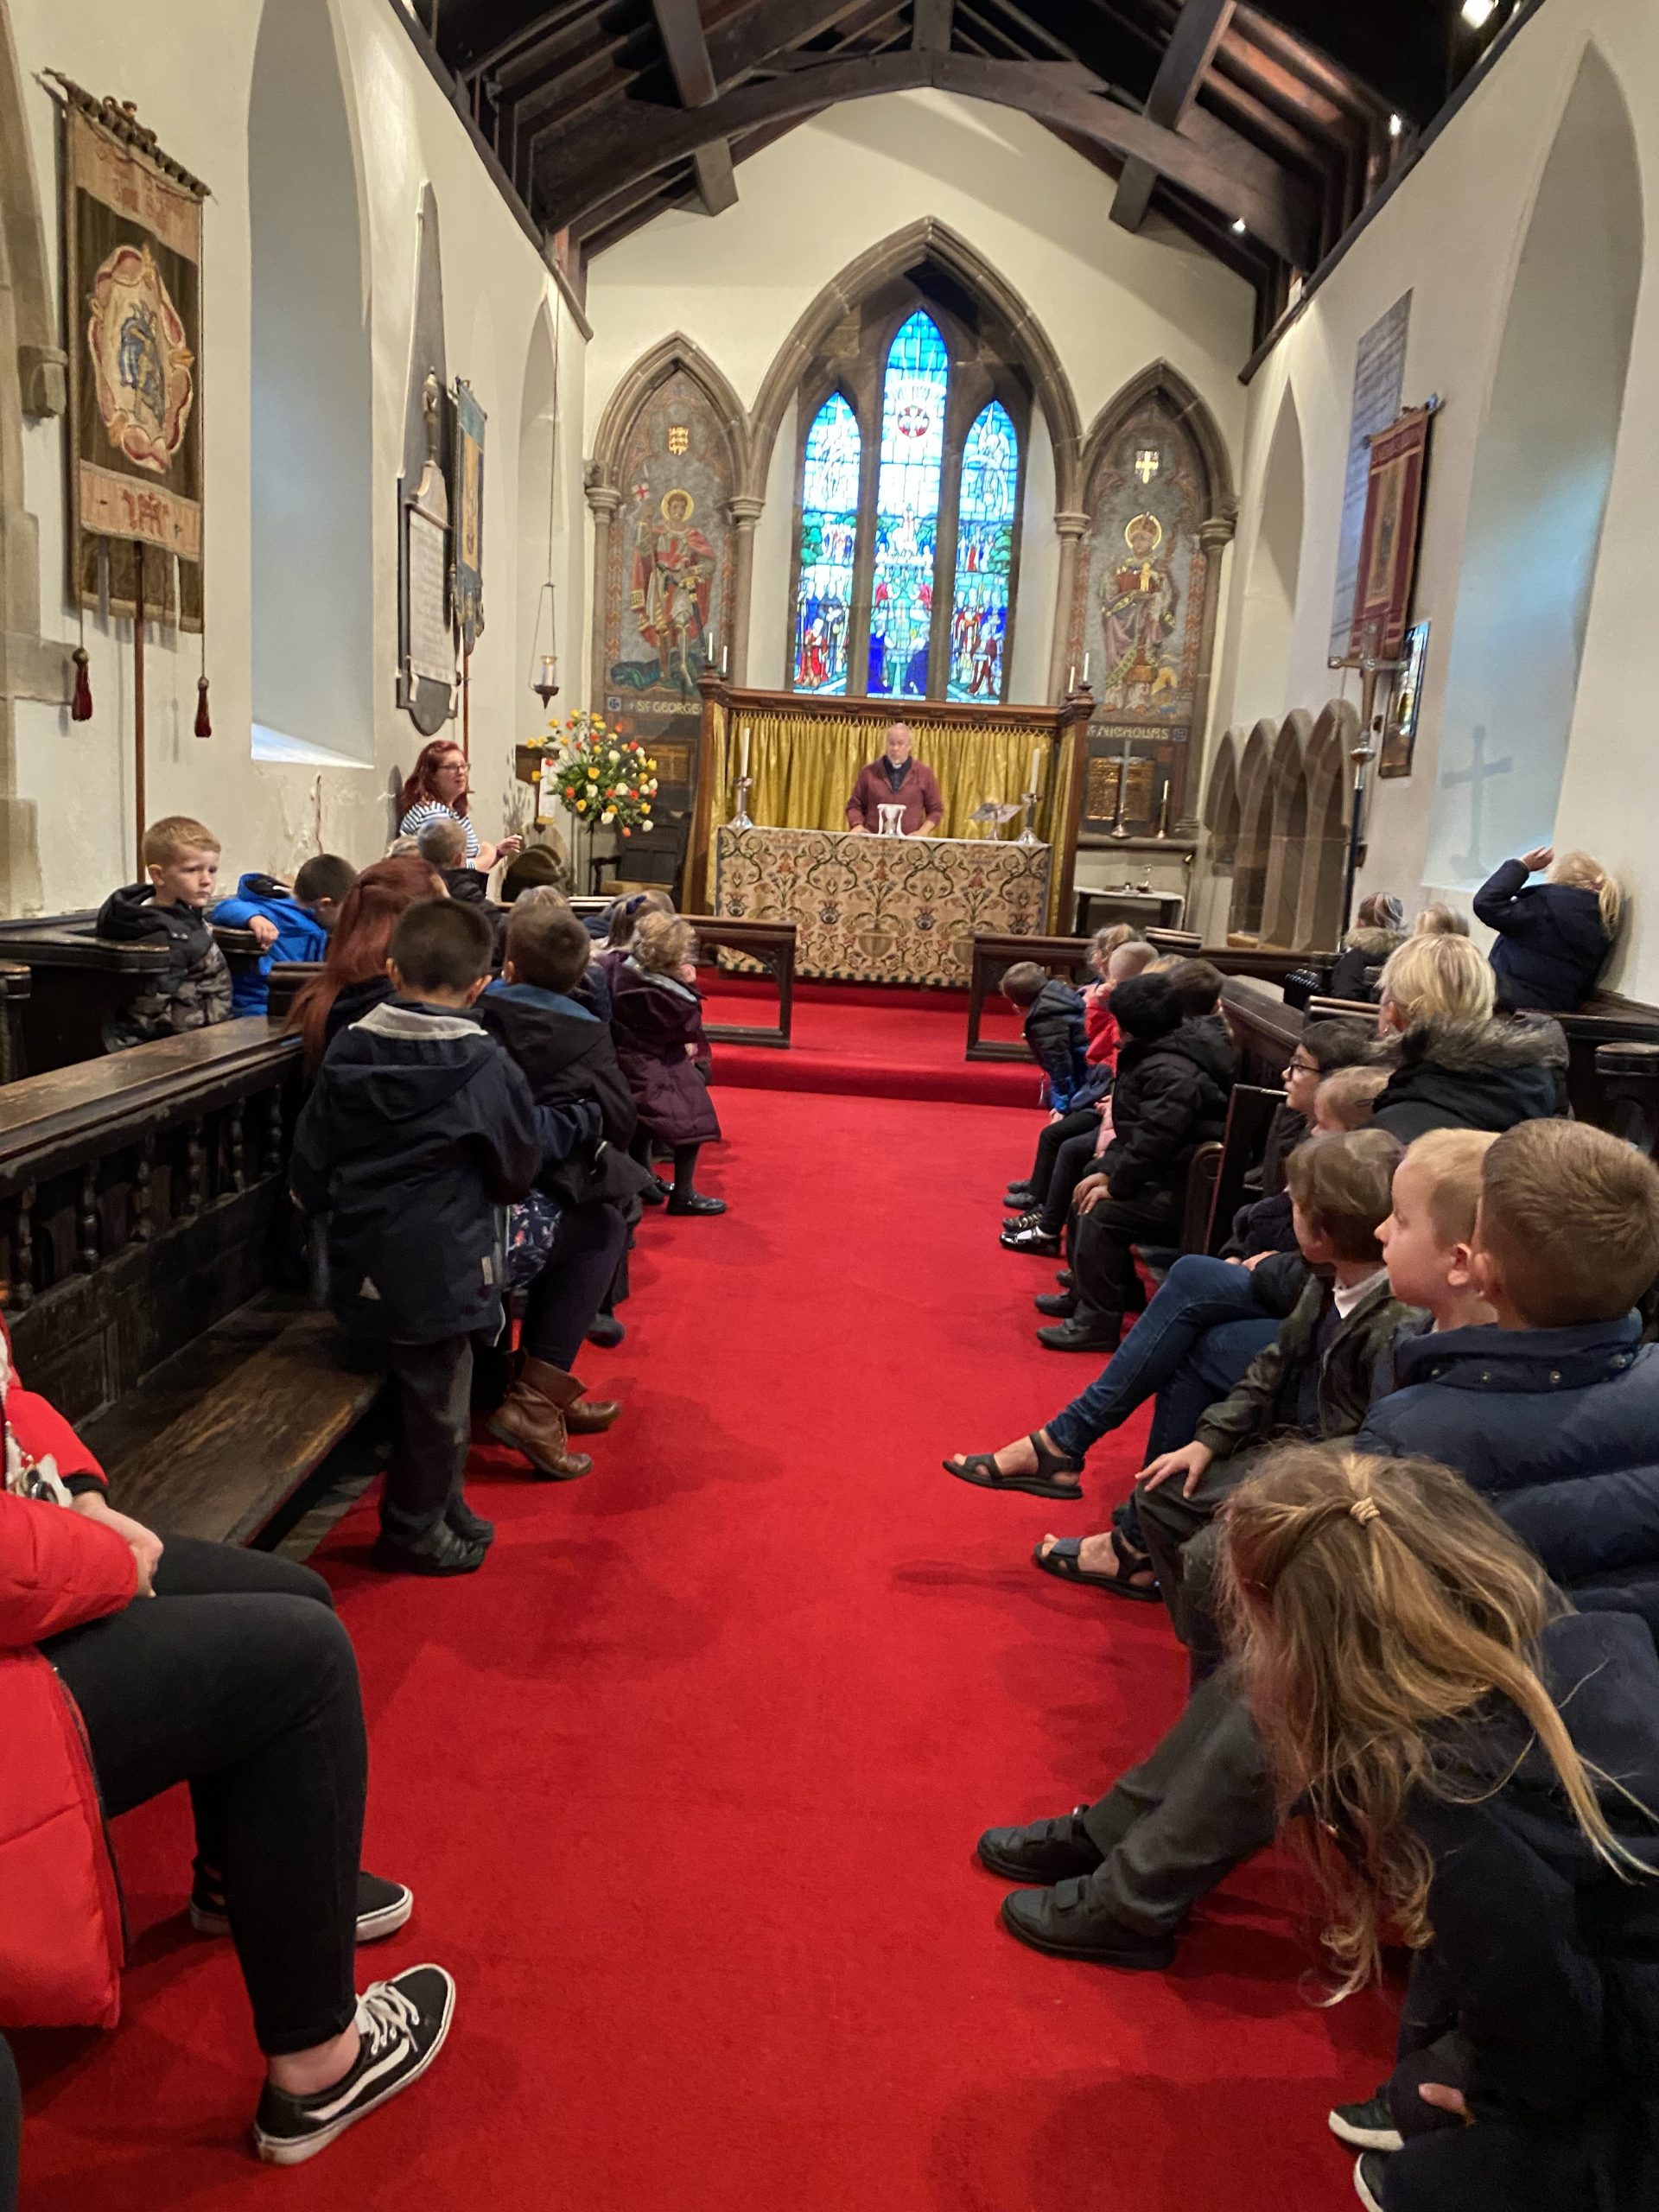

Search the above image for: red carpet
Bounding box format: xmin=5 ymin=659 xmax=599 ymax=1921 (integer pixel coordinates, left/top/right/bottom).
xmin=16 ymin=1070 xmax=1393 ymax=2210
xmin=705 ymin=978 xmax=1045 ymax=1107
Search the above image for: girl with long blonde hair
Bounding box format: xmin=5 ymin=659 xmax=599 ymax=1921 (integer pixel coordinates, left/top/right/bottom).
xmin=1473 ymin=845 xmax=1622 ymax=1013
xmin=1222 ymin=1442 xmax=1659 ymax=2211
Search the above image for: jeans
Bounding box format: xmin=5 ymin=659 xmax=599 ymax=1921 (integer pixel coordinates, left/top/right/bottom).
xmin=42 ymin=1536 xmax=364 ymax=2056
xmin=1078 ymin=1667 xmax=1278 ymax=1938
xmin=1026 ymin=1108 xmax=1097 ymax=1205
xmin=523 ymin=1201 xmax=629 ymax=1370
xmin=1046 ymin=1255 xmax=1279 ymax=1462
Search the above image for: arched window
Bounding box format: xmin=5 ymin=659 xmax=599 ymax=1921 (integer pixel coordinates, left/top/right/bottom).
xmin=948 ymin=400 xmax=1017 ymax=702
xmin=788 ymin=297 xmax=1026 ymax=701
xmin=793 ymin=392 xmax=861 ymax=696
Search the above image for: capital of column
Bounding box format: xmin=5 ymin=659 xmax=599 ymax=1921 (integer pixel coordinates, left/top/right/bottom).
xmin=1198 ymin=504 xmax=1238 ymax=553
xmin=585 ymin=479 xmax=624 ymax=520
xmin=1052 ymin=509 xmax=1091 ymax=541
xmin=726 ymin=494 xmax=766 ymax=529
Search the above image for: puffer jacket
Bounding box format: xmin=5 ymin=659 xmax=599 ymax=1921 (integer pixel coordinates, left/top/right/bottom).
xmin=1370 ymin=1014 xmax=1567 ymax=1141
xmin=0 ymin=1331 xmax=135 ymax=2031
xmin=1327 ymin=925 xmax=1406 ymax=1004
xmin=1195 ymin=1272 xmax=1415 ymax=1459
xmin=1474 ymin=858 xmax=1612 ymax=1013
xmin=1357 ymin=1312 xmax=1659 ymax=1630
xmin=611 ymin=959 xmax=721 ymax=1147
xmin=1100 ymin=1014 xmax=1236 ymax=1204
xmin=1021 ymin=979 xmax=1090 ymax=1109
xmin=93 ymin=883 xmax=232 ymax=1052
xmin=210 ymin=874 xmax=330 ymax=1015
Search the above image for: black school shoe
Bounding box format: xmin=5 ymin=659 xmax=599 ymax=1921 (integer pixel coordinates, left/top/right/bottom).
xmin=999 ymin=1878 xmax=1178 ymax=1968
xmin=1352 ymin=2152 xmax=1389 ymax=2212
xmin=1002 ymin=1224 xmax=1062 ymax=1255
xmin=976 ymin=1809 xmax=1103 ymax=1884
xmin=1329 ymin=2093 xmax=1403 ymax=2153
xmin=666 ymin=1189 xmax=726 ymax=1216
xmin=1004 ymin=1183 xmax=1036 ymax=1208
xmin=1033 ymin=1291 xmax=1077 ymax=1317
xmin=372 ymin=1519 xmax=488 ymax=1577
xmin=446 ymin=1492 xmax=494 ymax=1546
xmin=586 ymin=1313 xmax=625 ymax=1349
xmin=252 ymin=1964 xmax=454 ymax=2165
xmin=1036 ymin=1315 xmax=1119 ymax=1351
xmin=192 ymin=1868 xmax=412 ymax=1945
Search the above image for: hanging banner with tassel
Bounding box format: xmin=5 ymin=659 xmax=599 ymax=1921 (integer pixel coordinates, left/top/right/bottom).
xmin=49 ymin=75 xmax=210 ymax=740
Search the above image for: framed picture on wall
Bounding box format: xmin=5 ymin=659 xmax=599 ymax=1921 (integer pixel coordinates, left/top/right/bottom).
xmin=1378 ymin=619 xmax=1429 ymax=779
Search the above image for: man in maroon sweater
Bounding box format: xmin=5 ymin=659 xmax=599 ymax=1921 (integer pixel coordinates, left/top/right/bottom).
xmin=845 ymin=722 xmax=945 ymax=836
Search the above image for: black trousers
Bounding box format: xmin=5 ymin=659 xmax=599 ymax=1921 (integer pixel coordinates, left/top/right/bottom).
xmin=1039 ymin=1131 xmax=1103 ymax=1236
xmin=382 ymin=1335 xmax=474 ymax=1543
xmin=1077 ymin=1667 xmax=1278 ymax=1938
xmin=0 ymin=2035 xmax=16 ymax=2212
xmin=1026 ymin=1108 xmax=1097 ymax=1204
xmin=1138 ymin=1472 xmax=1249 ymax=1686
xmin=523 ymin=1201 xmax=629 ymax=1371
xmin=41 ymin=1537 xmax=364 ymax=2056
xmin=1071 ymin=1189 xmax=1181 ymax=1328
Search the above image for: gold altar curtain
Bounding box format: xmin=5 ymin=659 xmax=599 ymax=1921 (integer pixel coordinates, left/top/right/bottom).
xmin=723 ymin=709 xmax=1058 ymax=843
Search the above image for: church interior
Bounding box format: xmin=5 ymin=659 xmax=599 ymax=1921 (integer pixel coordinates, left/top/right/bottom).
xmin=4 ymin=2 xmax=1659 ymax=2208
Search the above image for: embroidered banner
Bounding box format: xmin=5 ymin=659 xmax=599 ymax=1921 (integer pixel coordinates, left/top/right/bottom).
xmin=1350 ymin=404 xmax=1434 ymax=660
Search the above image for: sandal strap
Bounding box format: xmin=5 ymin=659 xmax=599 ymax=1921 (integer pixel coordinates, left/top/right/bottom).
xmin=1028 ymin=1432 xmax=1083 ymax=1482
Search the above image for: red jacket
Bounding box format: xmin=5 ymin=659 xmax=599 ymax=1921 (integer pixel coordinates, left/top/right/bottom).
xmin=1084 ymin=982 xmax=1122 ymax=1071
xmin=0 ymin=1345 xmax=135 ymax=2030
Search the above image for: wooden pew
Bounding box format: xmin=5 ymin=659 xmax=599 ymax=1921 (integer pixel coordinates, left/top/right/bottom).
xmin=687 ymin=913 xmax=796 ymax=1047
xmin=0 ymin=912 xmax=262 ymax=1074
xmin=0 ymin=1020 xmax=387 ymax=1547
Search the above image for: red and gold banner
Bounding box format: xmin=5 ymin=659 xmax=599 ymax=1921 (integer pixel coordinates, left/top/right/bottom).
xmin=1349 ymin=403 xmax=1433 ymax=661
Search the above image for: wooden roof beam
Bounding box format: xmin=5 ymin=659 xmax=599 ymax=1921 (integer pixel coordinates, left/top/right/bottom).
xmin=1111 ymin=0 xmax=1234 ymax=232
xmin=913 ymin=0 xmax=953 ymax=50
xmin=651 ymin=0 xmax=741 ymax=212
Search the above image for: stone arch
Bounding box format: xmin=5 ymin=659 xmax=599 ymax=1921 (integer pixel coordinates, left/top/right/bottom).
xmin=1297 ymin=698 xmax=1358 ymax=949
xmin=1075 ymin=360 xmax=1235 ymax=526
xmin=1232 ymin=383 xmax=1304 ymax=729
xmin=1230 ymin=720 xmax=1275 ymax=939
xmin=589 ymin=332 xmax=749 ymax=498
xmin=0 ymin=2 xmax=64 ymax=908
xmin=747 ymin=218 xmax=1082 ymax=512
xmin=1260 ymin=709 xmax=1313 ymax=948
xmin=517 ymin=303 xmax=558 ymax=755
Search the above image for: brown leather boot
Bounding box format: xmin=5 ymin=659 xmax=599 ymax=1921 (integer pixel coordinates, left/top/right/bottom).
xmin=486 ymin=1357 xmax=593 ymax=1480
xmin=566 ymin=1389 xmax=620 ymax=1434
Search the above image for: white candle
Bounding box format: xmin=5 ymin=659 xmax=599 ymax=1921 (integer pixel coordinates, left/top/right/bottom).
xmin=740 ymin=724 xmax=751 ymax=779
xmin=1067 ymin=664 xmax=1076 ymax=693
xmin=1082 ymin=652 xmax=1090 ymax=685
xmin=721 ymin=642 xmax=730 ymax=677
xmin=1028 ymin=745 xmax=1041 ymax=794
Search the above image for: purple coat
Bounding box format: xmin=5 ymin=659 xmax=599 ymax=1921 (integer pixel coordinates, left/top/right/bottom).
xmin=610 ymin=957 xmax=721 ymax=1147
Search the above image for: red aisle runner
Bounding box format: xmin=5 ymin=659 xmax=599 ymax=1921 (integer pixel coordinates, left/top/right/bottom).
xmin=16 ymin=1080 xmax=1390 ymax=2211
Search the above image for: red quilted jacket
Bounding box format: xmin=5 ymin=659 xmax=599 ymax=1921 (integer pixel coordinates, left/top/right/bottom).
xmin=0 ymin=1346 xmax=136 ymax=2029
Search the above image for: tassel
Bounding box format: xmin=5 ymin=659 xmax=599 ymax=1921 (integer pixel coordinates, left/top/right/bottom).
xmin=70 ymin=646 xmax=92 ymax=722
xmin=194 ymin=674 xmax=212 ymax=739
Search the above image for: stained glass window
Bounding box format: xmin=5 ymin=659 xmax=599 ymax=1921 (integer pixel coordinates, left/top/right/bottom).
xmin=868 ymin=312 xmax=948 ymax=698
xmin=948 ymin=400 xmax=1019 ymax=702
xmin=792 ymin=393 xmax=861 ymax=695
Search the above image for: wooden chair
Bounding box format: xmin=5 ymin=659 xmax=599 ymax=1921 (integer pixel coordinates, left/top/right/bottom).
xmin=590 ymin=810 xmax=690 ymax=901
xmin=1203 ymin=1084 xmax=1288 ymax=1254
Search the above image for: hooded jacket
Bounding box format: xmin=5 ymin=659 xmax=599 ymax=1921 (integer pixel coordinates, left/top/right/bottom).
xmin=93 ymin=884 xmax=232 ymax=1052
xmin=1357 ymin=1313 xmax=1659 ymax=1627
xmin=1395 ymin=1611 xmax=1659 ymax=2207
xmin=479 ymin=981 xmax=636 ymax=1156
xmin=611 ymin=959 xmax=721 ymax=1147
xmin=1369 ymin=1014 xmax=1567 ymax=1141
xmin=1100 ymin=1006 xmax=1236 ymax=1204
xmin=290 ymin=999 xmax=543 ymax=1343
xmin=1474 ymin=858 xmax=1611 ymax=1013
xmin=1021 ymin=978 xmax=1091 ymax=1109
xmin=211 ymin=874 xmax=331 ymax=1015
xmin=1326 ymin=924 xmax=1406 ymax=1004
xmin=1195 ymin=1271 xmax=1414 ymax=1459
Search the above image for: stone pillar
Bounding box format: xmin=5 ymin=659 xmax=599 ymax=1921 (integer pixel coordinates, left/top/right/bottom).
xmin=1183 ymin=505 xmax=1238 ymax=837
xmin=1046 ymin=510 xmax=1091 ymax=702
xmin=725 ymin=493 xmax=765 ymax=684
xmin=584 ymin=478 xmax=622 ymax=713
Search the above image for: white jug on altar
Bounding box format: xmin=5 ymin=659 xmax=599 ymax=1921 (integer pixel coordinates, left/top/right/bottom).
xmin=876 ymin=803 xmax=906 ymax=837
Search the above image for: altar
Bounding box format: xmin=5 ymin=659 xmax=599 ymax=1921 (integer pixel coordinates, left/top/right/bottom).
xmin=711 ymin=824 xmax=1051 ymax=987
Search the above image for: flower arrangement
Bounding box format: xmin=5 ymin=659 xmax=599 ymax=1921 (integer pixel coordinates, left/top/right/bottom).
xmin=542 ymin=709 xmax=658 ymax=839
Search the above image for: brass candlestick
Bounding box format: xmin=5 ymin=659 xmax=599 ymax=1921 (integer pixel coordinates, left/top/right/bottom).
xmin=729 ymin=776 xmax=754 ymax=830
xmin=1015 ymin=789 xmax=1040 ymax=846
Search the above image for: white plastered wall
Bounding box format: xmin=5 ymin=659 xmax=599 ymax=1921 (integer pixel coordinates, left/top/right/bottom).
xmin=582 ymin=91 xmax=1254 ymax=703
xmin=5 ymin=0 xmax=587 ymax=912
xmin=1215 ymin=0 xmax=1659 ymax=994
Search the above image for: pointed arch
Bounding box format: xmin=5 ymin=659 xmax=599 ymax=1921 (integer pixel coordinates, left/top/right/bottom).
xmin=1297 ymin=697 xmax=1359 ymax=949
xmin=1233 ymin=383 xmax=1304 ymax=729
xmin=1230 ymin=720 xmax=1277 ymax=939
xmin=747 ymin=219 xmax=1081 ymax=511
xmin=589 ymin=332 xmax=749 ymax=495
xmin=1076 ymin=359 xmax=1235 ymax=525
xmin=1261 ymin=709 xmax=1313 ymax=948
xmin=518 ymin=303 xmax=558 ymax=751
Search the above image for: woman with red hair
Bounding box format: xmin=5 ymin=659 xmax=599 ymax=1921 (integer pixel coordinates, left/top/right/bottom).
xmin=396 ymin=741 xmax=521 ymax=874
xmin=289 ymin=857 xmax=446 ymax=1069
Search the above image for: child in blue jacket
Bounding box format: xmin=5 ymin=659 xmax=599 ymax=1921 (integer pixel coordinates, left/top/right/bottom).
xmin=213 ymin=855 xmax=358 ymax=1014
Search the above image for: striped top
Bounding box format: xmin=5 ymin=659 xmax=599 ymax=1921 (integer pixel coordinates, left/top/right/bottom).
xmin=399 ymin=799 xmax=480 ymax=862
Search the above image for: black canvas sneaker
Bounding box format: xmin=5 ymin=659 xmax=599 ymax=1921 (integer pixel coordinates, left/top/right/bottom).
xmin=252 ymin=1964 xmax=454 ymax=2165
xmin=192 ymin=1867 xmax=413 ymax=1945
xmin=1352 ymin=2151 xmax=1389 ymax=2211
xmin=1329 ymin=2091 xmax=1403 ymax=2152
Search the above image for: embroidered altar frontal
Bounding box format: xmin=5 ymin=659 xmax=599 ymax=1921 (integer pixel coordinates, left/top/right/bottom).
xmin=713 ymin=826 xmax=1051 ymax=987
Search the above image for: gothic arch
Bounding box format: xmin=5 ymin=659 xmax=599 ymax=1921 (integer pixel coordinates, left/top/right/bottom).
xmin=1261 ymin=709 xmax=1313 ymax=947
xmin=1076 ymin=360 xmax=1236 ymax=527
xmin=1296 ymin=697 xmax=1358 ymax=949
xmin=589 ymin=333 xmax=749 ymax=497
xmin=1230 ymin=720 xmax=1275 ymax=939
xmin=746 ymin=219 xmax=1082 ymax=511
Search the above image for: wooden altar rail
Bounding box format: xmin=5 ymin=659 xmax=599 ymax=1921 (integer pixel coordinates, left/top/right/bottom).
xmin=968 ymin=937 xmax=1332 ymax=1063
xmin=684 ymin=916 xmax=795 ymax=1047
xmin=689 ymin=677 xmax=1094 ymax=933
xmin=0 ymin=1017 xmax=391 ymax=1546
xmin=0 ymin=911 xmax=263 ymax=1074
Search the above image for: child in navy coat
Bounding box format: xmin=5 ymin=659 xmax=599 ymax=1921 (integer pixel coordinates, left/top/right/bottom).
xmin=1472 ymin=845 xmax=1621 ymax=1012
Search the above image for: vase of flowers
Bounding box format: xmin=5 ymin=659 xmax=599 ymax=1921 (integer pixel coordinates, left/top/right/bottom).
xmin=543 ymin=710 xmax=658 ymax=843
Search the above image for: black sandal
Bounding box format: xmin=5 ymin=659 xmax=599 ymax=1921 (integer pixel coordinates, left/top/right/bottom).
xmin=943 ymin=1433 xmax=1084 ymax=1502
xmin=1032 ymin=1531 xmax=1160 ymax=1601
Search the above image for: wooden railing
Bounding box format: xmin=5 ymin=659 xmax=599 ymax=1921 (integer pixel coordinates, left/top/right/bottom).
xmin=0 ymin=910 xmax=262 ymax=1074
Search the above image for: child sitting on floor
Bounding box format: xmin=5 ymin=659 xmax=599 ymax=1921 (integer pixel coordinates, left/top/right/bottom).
xmin=290 ymin=899 xmax=542 ymax=1577
xmin=95 ymin=814 xmax=235 ymax=1051
xmin=213 ymin=855 xmax=358 ymax=1014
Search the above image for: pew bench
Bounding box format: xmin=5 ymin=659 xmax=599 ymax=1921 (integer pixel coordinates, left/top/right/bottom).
xmin=0 ymin=912 xmax=263 ymax=1074
xmin=0 ymin=1020 xmax=388 ymax=1549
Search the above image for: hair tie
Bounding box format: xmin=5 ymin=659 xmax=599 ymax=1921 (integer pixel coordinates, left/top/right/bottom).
xmin=1350 ymin=1495 xmax=1381 ymax=1527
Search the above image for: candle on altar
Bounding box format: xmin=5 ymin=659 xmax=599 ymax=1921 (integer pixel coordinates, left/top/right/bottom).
xmin=1028 ymin=745 xmax=1041 ymax=794
xmin=739 ymin=724 xmax=751 ymax=779
xmin=1066 ymin=664 xmax=1076 ymax=693
xmin=1082 ymin=652 xmax=1090 ymax=685
xmin=721 ymin=642 xmax=730 ymax=677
